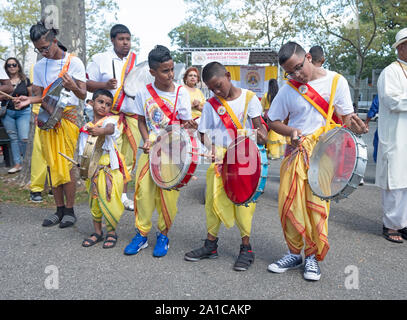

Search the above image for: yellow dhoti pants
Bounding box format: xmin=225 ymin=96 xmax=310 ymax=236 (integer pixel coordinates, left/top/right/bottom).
xmin=30 ymin=126 xmax=49 ymax=192
xmin=134 ymin=153 xmax=179 ymax=236
xmin=205 ymin=147 xmax=256 ymax=238
xmin=38 ymin=106 xmax=79 ymax=187
xmin=278 ymin=128 xmax=334 ymax=261
xmin=115 ymin=114 xmax=142 ymax=175
xmin=266 ymin=129 xmax=286 ymax=159
xmin=86 ymin=154 xmax=125 ymax=232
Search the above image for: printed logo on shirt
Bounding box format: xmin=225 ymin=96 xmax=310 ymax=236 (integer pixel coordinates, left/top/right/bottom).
xmin=145 ymin=97 xmax=172 ymax=132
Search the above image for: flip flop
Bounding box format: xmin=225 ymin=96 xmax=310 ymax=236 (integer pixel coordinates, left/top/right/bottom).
xmin=398 ymin=227 xmax=407 ymax=240
xmin=383 ymin=226 xmax=403 ymax=243
xmin=103 ymin=233 xmax=118 ymax=249
xmin=82 ymin=233 xmax=104 ymax=247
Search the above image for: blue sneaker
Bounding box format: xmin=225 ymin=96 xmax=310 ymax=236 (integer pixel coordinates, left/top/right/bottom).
xmin=153 ymin=233 xmax=169 ymax=257
xmin=124 ymin=233 xmax=148 ymax=255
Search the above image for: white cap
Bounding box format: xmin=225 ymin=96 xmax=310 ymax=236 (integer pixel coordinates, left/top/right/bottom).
xmin=392 ymin=28 xmax=407 ymax=49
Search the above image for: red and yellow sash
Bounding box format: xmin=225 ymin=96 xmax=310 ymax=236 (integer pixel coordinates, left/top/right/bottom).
xmin=146 ymin=83 xmax=182 ymax=125
xmin=207 ymin=90 xmax=255 ymax=140
xmin=287 ymin=76 xmax=343 ymax=126
xmin=81 ymin=117 xmax=130 ymax=183
xmin=111 ymin=52 xmax=137 ymax=114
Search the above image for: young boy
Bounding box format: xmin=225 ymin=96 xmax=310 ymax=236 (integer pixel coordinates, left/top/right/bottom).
xmin=266 ymin=42 xmax=367 ymax=281
xmin=87 ymin=24 xmax=140 ymax=212
xmin=184 ymin=62 xmax=267 ymax=271
xmin=124 ymin=45 xmax=194 ymax=257
xmin=79 ymin=89 xmax=130 ymax=249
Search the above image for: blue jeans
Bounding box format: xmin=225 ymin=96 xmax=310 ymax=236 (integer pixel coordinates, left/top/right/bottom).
xmin=373 ymin=129 xmax=378 ymax=163
xmin=2 ymin=107 xmax=32 ymax=165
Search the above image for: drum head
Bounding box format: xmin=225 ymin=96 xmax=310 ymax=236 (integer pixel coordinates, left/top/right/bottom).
xmin=150 ymin=125 xmax=193 ymax=189
xmin=222 ymin=136 xmax=261 ymax=205
xmin=308 ymin=127 xmax=360 ymax=200
xmin=123 ymin=61 xmax=155 ymax=97
xmin=80 ymin=135 xmax=105 ymax=179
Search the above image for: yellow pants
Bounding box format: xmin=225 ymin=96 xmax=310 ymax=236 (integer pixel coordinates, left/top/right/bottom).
xmin=278 ymin=128 xmax=333 ymax=261
xmin=115 ymin=114 xmax=142 ymax=175
xmin=86 ymin=154 xmax=125 ymax=232
xmin=38 ymin=107 xmax=79 ymax=187
xmin=266 ymin=129 xmax=286 ymax=159
xmin=205 ymin=147 xmax=256 ymax=238
xmin=134 ymin=153 xmax=179 ymax=236
xmin=30 ymin=126 xmax=49 ymax=192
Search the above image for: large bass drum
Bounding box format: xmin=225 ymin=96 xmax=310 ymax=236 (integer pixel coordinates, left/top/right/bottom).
xmin=149 ymin=125 xmax=198 ymax=190
xmin=308 ymin=127 xmax=368 ymax=201
xmin=222 ymin=136 xmax=268 ymax=206
xmin=123 ymin=61 xmax=155 ymax=99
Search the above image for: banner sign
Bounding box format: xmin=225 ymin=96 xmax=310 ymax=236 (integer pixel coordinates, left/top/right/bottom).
xmin=240 ymin=66 xmax=265 ymax=97
xmin=191 ymin=51 xmax=250 ymax=66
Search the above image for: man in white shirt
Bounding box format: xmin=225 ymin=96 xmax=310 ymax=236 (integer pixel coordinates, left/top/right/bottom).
xmin=376 ymin=28 xmax=407 ymax=243
xmin=266 ymin=42 xmax=367 ymax=281
xmin=87 ymin=24 xmax=140 ymax=211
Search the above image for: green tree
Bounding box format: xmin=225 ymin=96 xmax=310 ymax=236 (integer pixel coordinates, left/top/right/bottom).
xmin=168 ymin=22 xmax=245 ymax=63
xmin=0 ymin=0 xmax=41 ymax=70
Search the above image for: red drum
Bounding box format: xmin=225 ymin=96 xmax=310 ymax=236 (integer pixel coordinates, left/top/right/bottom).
xmin=150 ymin=125 xmax=199 ymax=190
xmin=222 ymin=136 xmax=268 ymax=206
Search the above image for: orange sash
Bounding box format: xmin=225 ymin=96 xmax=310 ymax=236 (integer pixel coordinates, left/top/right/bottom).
xmin=146 ymin=84 xmax=181 ymax=125
xmin=111 ymin=52 xmax=137 ymax=113
xmin=41 ymin=53 xmax=73 ymax=98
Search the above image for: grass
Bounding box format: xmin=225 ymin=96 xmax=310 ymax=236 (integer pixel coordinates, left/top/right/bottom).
xmin=0 ymin=173 xmax=89 ymax=208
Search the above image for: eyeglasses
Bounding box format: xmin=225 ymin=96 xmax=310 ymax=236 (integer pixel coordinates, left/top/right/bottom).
xmin=285 ymin=56 xmax=306 ymax=79
xmin=6 ymin=63 xmax=17 ymax=68
xmin=34 ymin=41 xmax=53 ymax=54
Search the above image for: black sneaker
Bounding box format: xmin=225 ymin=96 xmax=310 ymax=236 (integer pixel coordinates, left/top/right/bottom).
xmin=184 ymin=238 xmax=218 ymax=262
xmin=233 ymin=244 xmax=255 ymax=271
xmin=30 ymin=192 xmax=43 ymax=203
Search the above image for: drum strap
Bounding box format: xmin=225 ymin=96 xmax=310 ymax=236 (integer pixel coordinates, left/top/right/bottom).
xmin=41 ymin=53 xmax=74 ymax=98
xmin=146 ymin=84 xmax=181 ymax=124
xmin=287 ymin=75 xmax=343 ymax=125
xmin=111 ymin=52 xmax=137 ymax=113
xmin=208 ymin=90 xmax=255 ymax=140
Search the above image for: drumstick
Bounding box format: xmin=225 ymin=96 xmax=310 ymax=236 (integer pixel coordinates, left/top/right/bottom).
xmin=58 ymin=152 xmax=80 ymax=167
xmin=0 ymin=90 xmax=14 ymax=100
xmin=188 ymin=151 xmax=213 ymax=158
xmin=112 ymin=59 xmax=116 ymax=79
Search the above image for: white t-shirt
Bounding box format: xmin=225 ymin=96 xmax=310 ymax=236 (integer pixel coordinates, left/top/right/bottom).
xmin=268 ymin=70 xmax=354 ymax=135
xmin=33 ymin=54 xmax=86 ymax=106
xmin=198 ymin=89 xmax=262 ymax=147
xmin=133 ymin=83 xmax=192 ymax=135
xmin=78 ymin=116 xmax=121 ymax=170
xmin=0 ymin=66 xmax=9 ymax=80
xmin=87 ymin=49 xmax=137 ymax=114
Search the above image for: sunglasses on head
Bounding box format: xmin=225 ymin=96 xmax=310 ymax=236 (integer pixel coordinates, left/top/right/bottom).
xmin=6 ymin=63 xmax=17 ymax=68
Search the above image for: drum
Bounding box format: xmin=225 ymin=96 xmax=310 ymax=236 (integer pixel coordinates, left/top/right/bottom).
xmin=149 ymin=125 xmax=198 ymax=190
xmin=123 ymin=61 xmax=155 ymax=98
xmin=80 ymin=135 xmax=106 ymax=180
xmin=37 ymin=77 xmax=71 ymax=130
xmin=308 ymin=127 xmax=368 ymax=201
xmin=222 ymin=136 xmax=268 ymax=206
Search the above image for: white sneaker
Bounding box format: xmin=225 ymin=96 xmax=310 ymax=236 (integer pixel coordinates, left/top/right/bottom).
xmin=303 ymin=255 xmax=321 ymax=281
xmin=268 ymin=252 xmax=303 ymax=273
xmin=123 ymin=199 xmax=134 ymax=211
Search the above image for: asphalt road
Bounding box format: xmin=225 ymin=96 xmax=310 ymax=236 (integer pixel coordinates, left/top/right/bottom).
xmin=1 ymin=120 xmax=406 ymax=302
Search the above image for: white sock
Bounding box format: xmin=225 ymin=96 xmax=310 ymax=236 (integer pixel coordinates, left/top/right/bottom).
xmin=121 ymin=193 xmax=129 ymax=202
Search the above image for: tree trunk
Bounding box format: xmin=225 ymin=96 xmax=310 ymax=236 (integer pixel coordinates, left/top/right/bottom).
xmin=16 ymin=0 xmax=86 ymax=188
xmin=40 ymin=0 xmax=86 ymax=63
